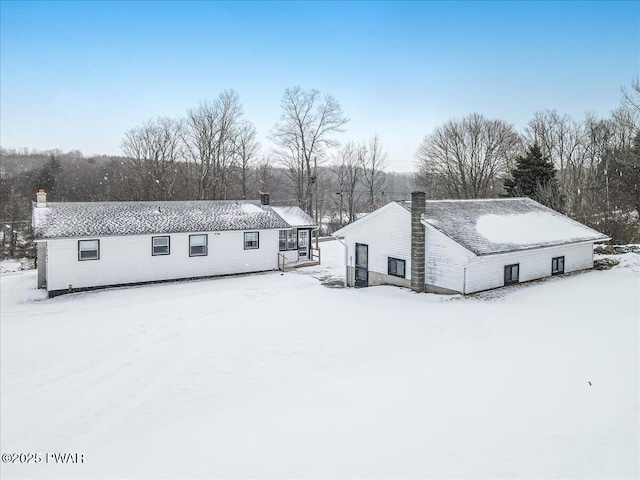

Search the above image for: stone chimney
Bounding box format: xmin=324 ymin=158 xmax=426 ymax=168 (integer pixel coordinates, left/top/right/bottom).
xmin=36 ymin=189 xmax=47 ymax=207
xmin=411 ymin=191 xmax=426 ymax=293
xmin=260 ymin=190 xmax=270 ymax=206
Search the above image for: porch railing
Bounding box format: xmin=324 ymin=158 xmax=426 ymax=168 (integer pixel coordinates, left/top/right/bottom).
xmin=311 ymin=247 xmax=321 ymax=264
xmin=277 ymin=252 xmax=286 ymax=272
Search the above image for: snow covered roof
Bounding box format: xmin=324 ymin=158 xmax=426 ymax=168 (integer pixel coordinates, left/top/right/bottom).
xmin=271 ymin=206 xmax=317 ymax=228
xmin=399 ymin=198 xmax=609 ymax=255
xmin=32 ymin=200 xmax=297 ymax=240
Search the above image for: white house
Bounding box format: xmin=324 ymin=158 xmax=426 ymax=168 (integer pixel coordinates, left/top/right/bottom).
xmin=32 ymin=190 xmax=318 ymax=297
xmin=333 ymin=192 xmax=609 ymax=294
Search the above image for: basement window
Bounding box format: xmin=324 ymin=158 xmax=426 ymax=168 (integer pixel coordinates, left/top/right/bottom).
xmin=552 ymin=256 xmax=565 ymax=275
xmin=78 ymin=240 xmax=99 ymax=261
xmin=388 ymin=257 xmax=406 ymax=278
xmin=189 ymin=234 xmax=207 ymax=257
xmin=244 ymin=232 xmax=259 ymax=250
xmin=152 ymin=236 xmax=170 ymax=256
xmin=504 ymin=264 xmax=519 ymax=285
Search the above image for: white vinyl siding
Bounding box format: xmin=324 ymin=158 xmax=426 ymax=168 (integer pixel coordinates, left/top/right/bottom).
xmin=464 ymin=242 xmax=594 ymax=294
xmin=424 ymin=224 xmax=475 ymax=293
xmin=45 ymin=230 xmax=281 ymax=292
xmin=341 ymin=203 xmax=412 ymax=284
xmin=335 ymin=202 xmax=598 ymax=294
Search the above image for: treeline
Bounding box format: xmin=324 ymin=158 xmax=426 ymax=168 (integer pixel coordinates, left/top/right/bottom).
xmin=0 ymin=131 xmax=413 ymax=258
xmin=414 ymin=81 xmax=640 ymax=243
xmin=1 ymin=81 xmax=638 ymax=259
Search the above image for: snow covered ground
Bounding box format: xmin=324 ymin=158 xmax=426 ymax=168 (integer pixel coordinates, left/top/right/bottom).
xmin=1 ymin=240 xmax=638 ymax=479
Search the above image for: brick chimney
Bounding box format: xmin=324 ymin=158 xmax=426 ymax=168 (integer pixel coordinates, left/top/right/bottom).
xmin=411 ymin=191 xmax=426 ymax=293
xmin=260 ymin=190 xmax=270 ymax=206
xmin=36 ymin=189 xmax=47 ymax=207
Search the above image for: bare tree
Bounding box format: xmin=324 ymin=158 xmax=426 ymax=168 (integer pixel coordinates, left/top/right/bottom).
xmin=270 ymin=86 xmax=349 ymax=217
xmin=415 ymin=113 xmax=521 ymax=199
xmin=183 ymin=90 xmax=244 ymax=200
xmin=360 ymin=134 xmax=389 ymax=211
xmin=120 ymin=116 xmax=183 ymax=200
xmin=610 ymin=106 xmax=638 ymax=150
xmin=234 ymin=121 xmax=260 ymax=199
xmin=332 ymin=142 xmax=363 ymax=225
xmin=255 ymin=154 xmax=279 ymax=194
xmin=622 ymin=77 xmax=640 ymax=114
xmin=523 ymin=110 xmax=633 ymax=218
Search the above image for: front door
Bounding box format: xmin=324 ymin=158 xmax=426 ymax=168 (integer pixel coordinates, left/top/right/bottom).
xmin=298 ymin=229 xmax=309 ymax=260
xmin=355 ymin=243 xmax=368 ymax=287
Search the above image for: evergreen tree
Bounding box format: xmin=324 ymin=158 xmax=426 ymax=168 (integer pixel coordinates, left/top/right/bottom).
xmin=504 ymin=143 xmax=557 ymax=200
xmin=33 ymin=154 xmax=61 ymax=197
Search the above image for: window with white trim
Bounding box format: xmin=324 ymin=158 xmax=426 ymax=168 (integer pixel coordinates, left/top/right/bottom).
xmin=189 ymin=234 xmax=207 ymax=257
xmin=244 ymin=232 xmax=259 ymax=250
xmin=279 ymin=230 xmax=287 ymax=251
xmin=78 ymin=240 xmax=99 ymax=261
xmin=152 ymin=236 xmax=170 ymax=256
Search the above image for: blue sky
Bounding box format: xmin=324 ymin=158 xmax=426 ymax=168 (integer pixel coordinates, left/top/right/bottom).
xmin=1 ymin=1 xmax=638 ymax=171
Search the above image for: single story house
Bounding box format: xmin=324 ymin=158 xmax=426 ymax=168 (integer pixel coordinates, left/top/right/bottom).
xmin=332 ymin=192 xmax=609 ymax=294
xmin=32 ymin=190 xmax=318 ymax=297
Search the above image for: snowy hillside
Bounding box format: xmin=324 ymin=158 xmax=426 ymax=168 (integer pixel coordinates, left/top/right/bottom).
xmin=1 ymin=240 xmax=638 ymax=479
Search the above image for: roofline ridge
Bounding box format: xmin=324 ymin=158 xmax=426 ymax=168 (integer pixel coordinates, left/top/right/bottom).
xmin=423 ymin=197 xmax=529 ymax=203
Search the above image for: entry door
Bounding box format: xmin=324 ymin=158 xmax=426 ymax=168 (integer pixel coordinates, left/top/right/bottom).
xmin=298 ymin=229 xmax=309 ymax=260
xmin=355 ymin=243 xmax=368 ymax=287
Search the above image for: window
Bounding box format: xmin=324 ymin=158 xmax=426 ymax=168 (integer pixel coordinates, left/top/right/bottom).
xmin=189 ymin=234 xmax=207 ymax=257
xmin=504 ymin=263 xmax=519 ymax=285
xmin=244 ymin=232 xmax=259 ymax=250
xmin=152 ymin=236 xmax=170 ymax=256
xmin=281 ymin=229 xmax=297 ymax=250
xmin=78 ymin=239 xmax=99 ymax=261
xmin=552 ymin=256 xmax=565 ymax=275
xmin=388 ymin=257 xmax=406 ymax=278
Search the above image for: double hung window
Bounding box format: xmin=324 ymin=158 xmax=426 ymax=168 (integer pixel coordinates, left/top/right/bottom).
xmin=244 ymin=232 xmax=259 ymax=250
xmin=152 ymin=236 xmax=170 ymax=256
xmin=78 ymin=240 xmax=99 ymax=260
xmin=189 ymin=235 xmax=207 ymax=257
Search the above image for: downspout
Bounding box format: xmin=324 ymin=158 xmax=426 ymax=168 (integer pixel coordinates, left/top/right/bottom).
xmin=463 ymin=263 xmax=468 ymax=295
xmin=335 ymin=235 xmax=349 ymax=287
